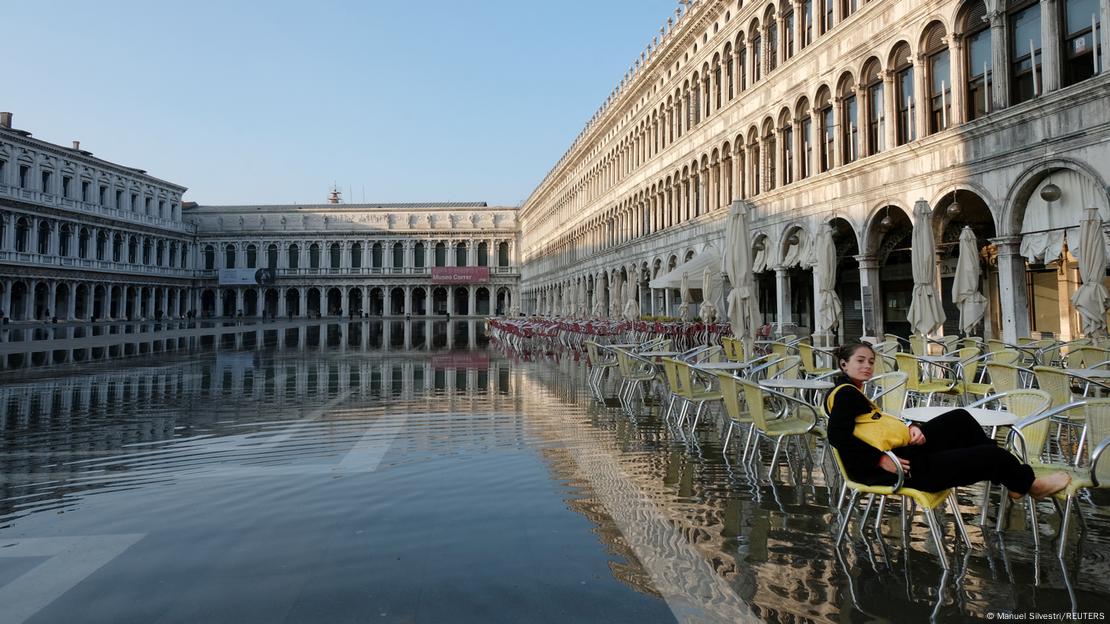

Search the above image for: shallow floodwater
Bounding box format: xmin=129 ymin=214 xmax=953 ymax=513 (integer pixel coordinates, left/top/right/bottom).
xmin=1 ymin=321 xmax=1109 ymax=623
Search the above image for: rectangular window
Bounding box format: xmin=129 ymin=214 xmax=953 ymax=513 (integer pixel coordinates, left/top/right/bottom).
xmin=803 ymin=0 xmax=813 ymax=46
xmin=820 ymin=107 xmax=834 ymax=171
xmin=41 ymin=171 xmax=52 ymax=193
xmin=867 ymin=82 xmax=884 ymax=154
xmin=928 ymin=49 xmax=951 ymax=134
xmin=115 ymin=189 xmax=124 ymax=208
xmin=966 ymin=29 xmax=992 ymax=120
xmin=19 ymin=165 xmax=29 ymax=188
xmin=822 ymin=0 xmax=834 ymax=34
xmin=62 ymin=176 xmax=71 ymax=198
xmin=131 ymin=193 xmax=138 ymax=211
xmin=897 ymin=68 xmax=915 ymax=144
xmin=800 ymin=118 xmax=812 ymax=179
xmin=81 ymin=180 xmax=90 ymax=202
xmin=782 ymin=127 xmax=794 ymax=185
xmin=145 ymin=197 xmax=152 ymax=214
xmin=1010 ymin=5 xmax=1042 ymax=104
xmin=0 ymin=160 xmax=6 ymax=184
xmin=784 ymin=12 xmax=795 ymax=59
xmin=1063 ymin=0 xmax=1100 ymax=86
xmin=843 ymin=96 xmax=859 ymax=163
xmin=99 ymin=185 xmax=108 ymax=205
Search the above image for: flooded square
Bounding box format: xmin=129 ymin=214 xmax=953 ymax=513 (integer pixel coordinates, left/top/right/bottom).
xmin=1 ymin=320 xmax=1109 ymax=623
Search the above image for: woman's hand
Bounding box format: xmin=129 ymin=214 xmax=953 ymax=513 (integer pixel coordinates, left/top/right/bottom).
xmin=908 ymin=424 xmax=926 ymax=446
xmin=879 ymin=454 xmax=911 ymax=475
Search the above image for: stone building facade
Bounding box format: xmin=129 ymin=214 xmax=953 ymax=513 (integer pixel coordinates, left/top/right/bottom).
xmin=519 ymin=0 xmax=1110 ymax=343
xmin=0 ymin=115 xmax=521 ymax=321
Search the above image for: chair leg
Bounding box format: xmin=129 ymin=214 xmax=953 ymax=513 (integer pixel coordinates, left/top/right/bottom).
xmin=924 ymin=509 xmax=951 ymax=571
xmin=1057 ymin=496 xmax=1074 ymax=560
xmin=768 ymin=437 xmax=784 ymax=479
xmin=874 ymin=497 xmax=887 ymax=534
xmin=690 ymin=401 xmax=705 ymax=431
xmin=1027 ymin=497 xmax=1040 ymax=551
xmin=722 ymin=422 xmax=734 ymax=456
xmin=948 ymin=491 xmax=971 ymax=548
xmin=836 ymin=491 xmax=860 ymax=547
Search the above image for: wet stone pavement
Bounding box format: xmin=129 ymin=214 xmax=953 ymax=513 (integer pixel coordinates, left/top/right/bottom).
xmin=1 ymin=321 xmax=1109 ymax=623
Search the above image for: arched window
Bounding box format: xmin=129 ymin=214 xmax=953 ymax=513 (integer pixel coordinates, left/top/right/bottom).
xmin=113 ymin=233 xmax=123 ymax=262
xmin=435 ymin=242 xmax=447 ymax=267
xmin=371 ymin=242 xmax=383 ymax=268
xmin=78 ymin=227 xmax=90 ymax=259
xmin=267 ymin=243 xmax=278 ymax=269
xmin=762 ymin=119 xmax=777 ymax=191
xmin=802 ymin=0 xmax=814 ymax=47
xmin=456 ymin=242 xmax=468 ymax=267
xmin=797 ymin=98 xmax=812 ymax=180
xmin=59 ymin=224 xmax=72 ymax=257
xmin=414 ymin=242 xmax=425 ymax=268
xmin=156 ymin=240 xmax=164 ymax=266
xmin=737 ymin=34 xmax=748 ymax=91
xmin=204 ymin=245 xmax=215 ymax=270
xmin=128 ymin=237 xmax=139 ymax=264
xmin=288 ymin=244 xmax=300 ymax=270
xmin=751 ymin=22 xmax=762 ymax=82
xmin=691 ymin=74 xmax=701 ymax=125
xmin=181 ymin=243 xmax=188 ymax=268
xmin=329 ymin=242 xmax=341 ymax=269
xmin=963 ymin=1 xmax=992 ymax=121
xmin=393 ymin=242 xmax=404 ymax=268
xmin=498 ymin=242 xmax=510 ymax=267
xmin=821 ymin=0 xmax=834 ymax=35
xmin=168 ymin=242 xmax=177 ymax=268
xmin=724 ymin=43 xmax=735 ymax=99
xmin=841 ymin=0 xmax=858 ymax=20
xmin=766 ymin=9 xmax=778 ymax=73
xmin=1010 ymin=1 xmax=1042 ymax=104
xmin=309 ymin=243 xmax=320 ymax=269
xmin=38 ymin=221 xmax=51 ymax=255
xmin=350 ymin=242 xmax=362 ymax=268
xmin=713 ymin=55 xmax=723 ymax=109
xmin=782 ymin=2 xmax=795 ymax=60
xmin=1063 ymin=0 xmax=1100 ymax=87
xmin=839 ymin=75 xmax=859 ymax=163
xmin=748 ymin=129 xmax=761 ymax=195
xmin=246 ymin=243 xmax=258 ymax=268
xmin=891 ymin=42 xmax=915 ymax=145
xmin=96 ymin=230 xmax=107 ymax=261
xmin=780 ymin=110 xmax=794 ymax=185
xmin=817 ymin=88 xmax=834 ymax=171
xmin=923 ymin=24 xmax=951 ymax=134
xmin=142 ymin=238 xmax=151 ymax=265
xmin=224 ymin=244 xmax=236 ymax=269
xmin=863 ymin=59 xmax=885 ymax=155
xmin=477 ymin=241 xmax=489 ymax=266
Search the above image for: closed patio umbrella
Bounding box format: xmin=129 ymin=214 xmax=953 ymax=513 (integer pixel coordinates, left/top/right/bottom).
xmin=623 ymin=279 xmax=639 ymax=321
xmin=578 ymin=280 xmax=588 ymax=318
xmin=952 ymin=226 xmax=987 ymax=335
xmin=907 ymin=199 xmax=946 ymax=336
xmin=724 ymin=201 xmax=759 ymax=356
xmin=611 ymin=273 xmax=623 ymax=319
xmin=700 ymin=267 xmax=718 ymax=323
xmin=1071 ymin=207 xmax=1109 ymax=337
xmin=814 ymin=224 xmax=842 ymax=335
xmin=678 ymin=272 xmax=691 ymax=322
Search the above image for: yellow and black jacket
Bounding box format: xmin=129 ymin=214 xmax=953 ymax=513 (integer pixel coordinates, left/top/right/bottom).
xmin=825 ymin=381 xmax=910 ymax=486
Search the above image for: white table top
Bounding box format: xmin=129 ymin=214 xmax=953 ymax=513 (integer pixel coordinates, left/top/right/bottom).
xmin=638 ymin=350 xmax=680 ymax=357
xmin=902 ymin=407 xmax=1017 ymax=427
xmin=759 ymin=379 xmax=835 ymax=390
xmin=1064 ymin=367 xmax=1110 ymax=379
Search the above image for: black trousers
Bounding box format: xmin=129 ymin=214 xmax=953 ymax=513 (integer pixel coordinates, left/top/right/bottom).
xmin=893 ymin=409 xmax=1036 ymax=494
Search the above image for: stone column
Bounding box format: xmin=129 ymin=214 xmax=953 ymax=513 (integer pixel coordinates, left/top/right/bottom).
xmin=104 ymin=285 xmax=114 ymax=320
xmin=404 ymin=286 xmax=412 ymax=315
xmin=775 ymin=267 xmax=791 ymax=334
xmin=47 ymin=281 xmax=57 ymax=318
xmin=856 ymin=255 xmax=884 ymax=338
xmin=340 ymin=286 xmax=349 ymax=317
xmin=882 ymin=70 xmax=898 ymax=150
xmin=66 ymin=283 xmax=77 ymax=319
xmin=947 ymin=34 xmax=965 ymax=126
xmin=278 ymin=288 xmax=287 ymax=317
xmin=993 ymin=236 xmax=1031 ymax=343
xmin=298 ymin=287 xmax=307 ymax=318
xmin=215 ymin=288 xmax=224 ymax=318
xmin=1040 ymin=0 xmax=1061 ymax=93
xmin=914 ymin=55 xmax=928 ymax=140
xmin=468 ymin=285 xmax=476 ymax=316
xmin=988 ymin=9 xmax=1011 ymax=110
xmin=447 ymin=287 xmax=455 ymax=316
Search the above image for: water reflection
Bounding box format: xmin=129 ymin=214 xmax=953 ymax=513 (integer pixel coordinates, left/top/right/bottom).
xmin=0 ymin=319 xmax=489 ymax=368
xmin=2 ymin=335 xmax=1110 ymax=622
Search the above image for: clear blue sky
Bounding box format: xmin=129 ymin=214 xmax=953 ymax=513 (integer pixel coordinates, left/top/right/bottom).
xmin=8 ymin=0 xmax=678 ymax=206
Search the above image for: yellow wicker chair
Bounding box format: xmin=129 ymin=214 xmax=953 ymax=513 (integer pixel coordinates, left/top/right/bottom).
xmin=989 ymin=349 xmax=1021 ymax=365
xmin=831 ymin=448 xmax=969 ymax=571
xmin=585 ymin=341 xmax=619 ymax=399
xmin=798 ymin=343 xmax=835 ymax=377
xmin=954 ymin=346 xmax=995 ymax=401
xmin=664 ymin=358 xmax=723 ymax=430
xmin=866 ymin=372 xmax=909 ymax=417
xmin=909 ymin=334 xmax=928 ymax=356
xmin=716 ymin=372 xmax=757 ymax=460
xmin=985 ymin=361 xmax=1030 ymax=394
xmin=895 ymin=353 xmax=957 ymax=406
xmin=721 ymin=336 xmax=746 ymax=362
xmin=1003 ymin=398 xmax=1110 ymax=556
xmin=736 ymin=377 xmax=824 ymax=478
xmin=614 ymin=348 xmax=656 ymax=414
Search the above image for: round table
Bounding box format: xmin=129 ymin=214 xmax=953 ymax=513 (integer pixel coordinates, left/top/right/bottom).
xmin=1064 ymin=367 xmax=1110 ymax=379
xmin=693 ymin=361 xmax=751 ymax=371
xmin=902 ymin=406 xmax=1017 ymax=428
xmin=919 ymin=355 xmax=961 ymax=364
xmin=637 ymin=350 xmax=679 ymax=358
xmin=759 ymin=379 xmax=834 ymax=390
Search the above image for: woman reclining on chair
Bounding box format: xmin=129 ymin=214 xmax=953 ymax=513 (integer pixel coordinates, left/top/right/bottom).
xmin=825 ymin=342 xmax=1070 ymax=500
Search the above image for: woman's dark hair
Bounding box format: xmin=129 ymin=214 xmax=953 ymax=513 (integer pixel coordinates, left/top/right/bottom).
xmin=828 ymin=341 xmax=877 ymax=389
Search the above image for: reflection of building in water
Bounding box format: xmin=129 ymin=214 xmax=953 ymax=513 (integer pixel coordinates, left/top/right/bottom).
xmin=519 ymin=0 xmax=1110 ymax=343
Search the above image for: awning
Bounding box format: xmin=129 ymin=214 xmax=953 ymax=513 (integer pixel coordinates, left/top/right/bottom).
xmin=1020 ymin=171 xmax=1109 ymax=262
xmin=649 ymin=250 xmax=721 ymax=289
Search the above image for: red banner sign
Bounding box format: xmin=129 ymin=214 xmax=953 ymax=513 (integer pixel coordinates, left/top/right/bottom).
xmin=432 ymin=267 xmax=490 ymax=284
